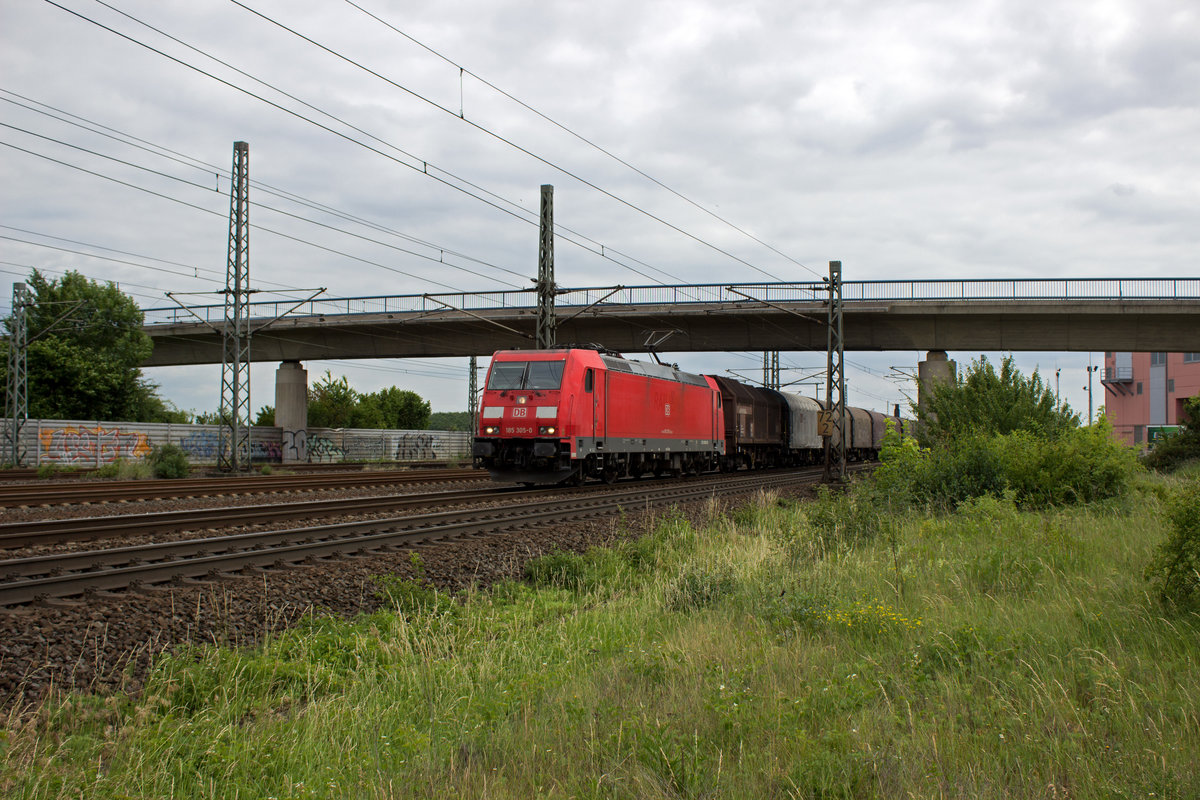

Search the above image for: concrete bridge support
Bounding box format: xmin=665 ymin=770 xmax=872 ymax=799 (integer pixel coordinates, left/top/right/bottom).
xmin=918 ymin=350 xmax=957 ymax=424
xmin=275 ymin=360 xmax=308 ymax=463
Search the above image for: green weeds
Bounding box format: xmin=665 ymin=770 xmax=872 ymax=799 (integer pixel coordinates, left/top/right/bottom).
xmin=4 ymin=475 xmax=1199 ymax=799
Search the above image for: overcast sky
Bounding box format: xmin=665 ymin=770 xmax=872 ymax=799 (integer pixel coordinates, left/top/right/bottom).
xmin=2 ymin=0 xmax=1197 ymax=419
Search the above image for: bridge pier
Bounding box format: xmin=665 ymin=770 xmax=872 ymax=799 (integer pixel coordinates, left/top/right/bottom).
xmin=275 ymin=360 xmax=308 ymax=463
xmin=918 ymin=350 xmax=957 ymax=423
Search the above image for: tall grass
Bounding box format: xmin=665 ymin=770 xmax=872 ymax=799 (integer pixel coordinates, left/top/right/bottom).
xmin=3 ymin=485 xmax=1198 ymax=798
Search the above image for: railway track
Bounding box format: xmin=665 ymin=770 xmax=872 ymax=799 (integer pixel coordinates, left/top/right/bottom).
xmin=0 ymin=468 xmax=825 ymax=607
xmin=0 ymin=484 xmax=541 ymax=548
xmin=0 ymin=467 xmax=485 ymax=508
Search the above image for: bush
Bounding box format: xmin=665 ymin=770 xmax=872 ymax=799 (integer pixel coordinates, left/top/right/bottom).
xmin=146 ymin=443 xmax=190 ymax=479
xmin=1145 ymin=482 xmax=1200 ymax=610
xmin=868 ymin=418 xmax=1140 ymax=511
xmin=1142 ymin=397 xmax=1200 ymax=473
xmin=93 ymin=458 xmax=152 ymax=479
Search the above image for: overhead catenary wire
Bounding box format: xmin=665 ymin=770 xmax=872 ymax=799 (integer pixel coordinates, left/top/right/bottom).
xmin=49 ymin=0 xmax=690 ymax=289
xmin=0 ymin=138 xmax=471 ymax=293
xmin=340 ymin=0 xmax=820 ymax=281
xmin=0 ymin=121 xmax=524 ymax=289
xmin=227 ymin=0 xmax=790 ymax=283
xmin=0 ymin=90 xmax=530 ymax=285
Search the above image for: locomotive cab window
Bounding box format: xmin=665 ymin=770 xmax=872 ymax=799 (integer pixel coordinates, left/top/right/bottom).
xmin=526 ymin=360 xmax=565 ymax=389
xmin=487 ymin=362 xmax=527 ymax=390
xmin=487 ymin=360 xmax=566 ymax=391
xmin=584 ymin=368 xmax=594 ymax=393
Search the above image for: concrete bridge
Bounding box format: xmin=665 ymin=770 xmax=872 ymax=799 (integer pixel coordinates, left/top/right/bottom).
xmin=142 ymin=278 xmax=1200 ymax=366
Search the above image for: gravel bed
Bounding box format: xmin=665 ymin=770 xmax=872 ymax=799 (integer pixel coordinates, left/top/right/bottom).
xmin=0 ymin=483 xmax=819 ymax=713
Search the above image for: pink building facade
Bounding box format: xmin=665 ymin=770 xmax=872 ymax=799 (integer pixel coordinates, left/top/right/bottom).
xmin=1102 ymin=352 xmax=1200 ymax=446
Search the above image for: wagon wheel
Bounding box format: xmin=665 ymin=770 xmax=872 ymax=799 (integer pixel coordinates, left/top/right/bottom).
xmin=601 ymin=465 xmax=619 ymax=484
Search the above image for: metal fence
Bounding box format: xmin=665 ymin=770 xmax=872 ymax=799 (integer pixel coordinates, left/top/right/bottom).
xmin=11 ymin=419 xmax=472 ymax=467
xmin=141 ymin=278 xmax=1200 ymax=325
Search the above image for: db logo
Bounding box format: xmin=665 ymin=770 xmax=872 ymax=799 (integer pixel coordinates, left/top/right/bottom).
xmin=512 ymin=407 xmax=527 ymax=418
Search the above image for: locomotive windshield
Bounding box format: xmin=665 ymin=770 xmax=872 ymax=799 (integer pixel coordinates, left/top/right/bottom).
xmin=487 ymin=360 xmax=565 ymax=390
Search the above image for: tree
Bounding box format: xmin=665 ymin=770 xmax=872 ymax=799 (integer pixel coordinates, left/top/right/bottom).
xmin=918 ymin=355 xmax=1080 ymax=447
xmin=367 ymin=386 xmax=431 ymax=430
xmin=428 ymin=411 xmax=473 ymax=431
xmin=307 ymin=371 xmax=362 ymax=428
xmin=1 ymin=269 xmax=177 ymax=422
xmin=253 ymin=405 xmax=275 ymax=426
xmin=306 ymin=372 xmax=431 ymax=430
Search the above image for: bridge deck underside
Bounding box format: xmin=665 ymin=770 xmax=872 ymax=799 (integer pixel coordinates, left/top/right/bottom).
xmin=143 ymin=300 xmax=1200 ymax=366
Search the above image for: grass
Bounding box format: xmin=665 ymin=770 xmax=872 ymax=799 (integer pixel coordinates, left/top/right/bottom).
xmin=3 ymin=481 xmax=1199 ymax=798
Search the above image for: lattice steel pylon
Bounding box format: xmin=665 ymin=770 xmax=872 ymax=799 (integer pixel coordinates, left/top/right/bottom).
xmin=763 ymin=351 xmax=780 ymax=390
xmin=219 ymin=141 xmax=252 ymax=472
xmin=468 ymin=355 xmax=479 ymax=433
xmin=3 ymin=282 xmax=30 ymax=467
xmin=823 ymin=260 xmax=847 ymax=481
xmin=535 ymin=184 xmax=556 ymax=349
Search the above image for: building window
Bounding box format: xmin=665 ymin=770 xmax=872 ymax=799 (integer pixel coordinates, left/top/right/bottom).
xmin=1150 ymin=352 xmax=1167 ymax=366
xmin=1134 ymin=426 xmax=1143 ymax=444
xmin=1185 ymin=353 xmax=1200 ymax=363
xmin=1105 ymin=351 xmax=1113 ymax=359
xmin=1168 ymin=379 xmax=1175 ymax=393
xmin=1137 ymin=382 xmax=1143 ymax=395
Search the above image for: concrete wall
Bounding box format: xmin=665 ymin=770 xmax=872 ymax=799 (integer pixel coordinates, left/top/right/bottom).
xmin=11 ymin=420 xmax=471 ymax=467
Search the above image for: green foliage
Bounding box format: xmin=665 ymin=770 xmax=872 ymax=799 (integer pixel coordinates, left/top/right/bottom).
xmin=146 ymin=443 xmax=190 ymax=479
xmin=664 ymin=564 xmax=738 ymax=611
xmin=252 ymin=405 xmax=275 ymax=426
xmin=364 ymin=386 xmax=431 ymax=430
xmin=789 ymin=484 xmax=892 ymax=560
xmin=919 ymin=354 xmax=1079 ymax=447
xmin=92 ymin=457 xmax=151 ymax=479
xmin=0 ymin=270 xmax=180 ymax=422
xmin=428 ymin=410 xmax=473 ymax=431
xmin=1145 ymin=481 xmax=1200 ymax=609
xmin=191 ymin=410 xmax=222 ymax=425
xmin=871 ymin=416 xmax=1139 ymax=511
xmin=1142 ymin=396 xmax=1200 ymax=473
xmin=307 ymin=371 xmax=363 ymax=428
xmin=306 ymin=371 xmax=431 ymax=430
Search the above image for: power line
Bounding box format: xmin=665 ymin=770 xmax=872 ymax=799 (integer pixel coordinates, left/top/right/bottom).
xmin=1 ymin=89 xmax=530 ymax=284
xmin=51 ymin=1 xmax=687 ymax=287
xmin=42 ymin=0 xmax=705 ymax=287
xmin=229 ymin=0 xmax=790 ymax=282
xmin=1 ymin=138 xmax=471 ymax=292
xmin=341 ymin=0 xmax=820 ymax=281
xmin=0 ymin=119 xmax=524 ymax=288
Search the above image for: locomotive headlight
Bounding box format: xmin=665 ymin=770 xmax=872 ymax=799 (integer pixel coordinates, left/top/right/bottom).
xmin=516 ymin=396 xmax=527 ymax=404
xmin=539 ymin=425 xmax=556 ymax=435
xmin=484 ymin=426 xmax=498 ymax=434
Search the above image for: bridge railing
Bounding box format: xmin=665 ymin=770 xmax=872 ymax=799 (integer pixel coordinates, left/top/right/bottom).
xmin=141 ymin=278 xmax=1200 ymax=325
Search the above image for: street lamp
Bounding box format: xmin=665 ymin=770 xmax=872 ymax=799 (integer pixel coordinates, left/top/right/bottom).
xmin=1084 ymin=365 xmax=1099 ymax=425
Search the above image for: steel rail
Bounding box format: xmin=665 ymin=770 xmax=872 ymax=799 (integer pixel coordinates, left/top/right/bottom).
xmin=0 ymin=484 xmax=544 ymax=548
xmin=0 ymin=468 xmax=485 ymax=508
xmin=0 ymin=469 xmax=826 ymax=607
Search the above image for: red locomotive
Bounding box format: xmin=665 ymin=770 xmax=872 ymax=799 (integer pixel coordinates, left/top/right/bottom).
xmin=472 ymin=346 xmax=905 ymax=485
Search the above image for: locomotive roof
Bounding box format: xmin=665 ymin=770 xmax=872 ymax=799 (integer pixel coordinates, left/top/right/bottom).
xmin=599 ymin=355 xmax=709 ymax=387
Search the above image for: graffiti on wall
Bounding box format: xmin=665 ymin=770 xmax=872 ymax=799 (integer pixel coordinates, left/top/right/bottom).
xmin=251 ymin=440 xmax=281 ymax=462
xmin=307 ymin=435 xmax=346 ymax=463
xmin=395 ymin=432 xmax=438 ymax=461
xmin=282 ymin=429 xmax=307 ymax=462
xmin=38 ymin=426 xmax=153 ymax=465
xmin=180 ymin=430 xmax=223 ymax=460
